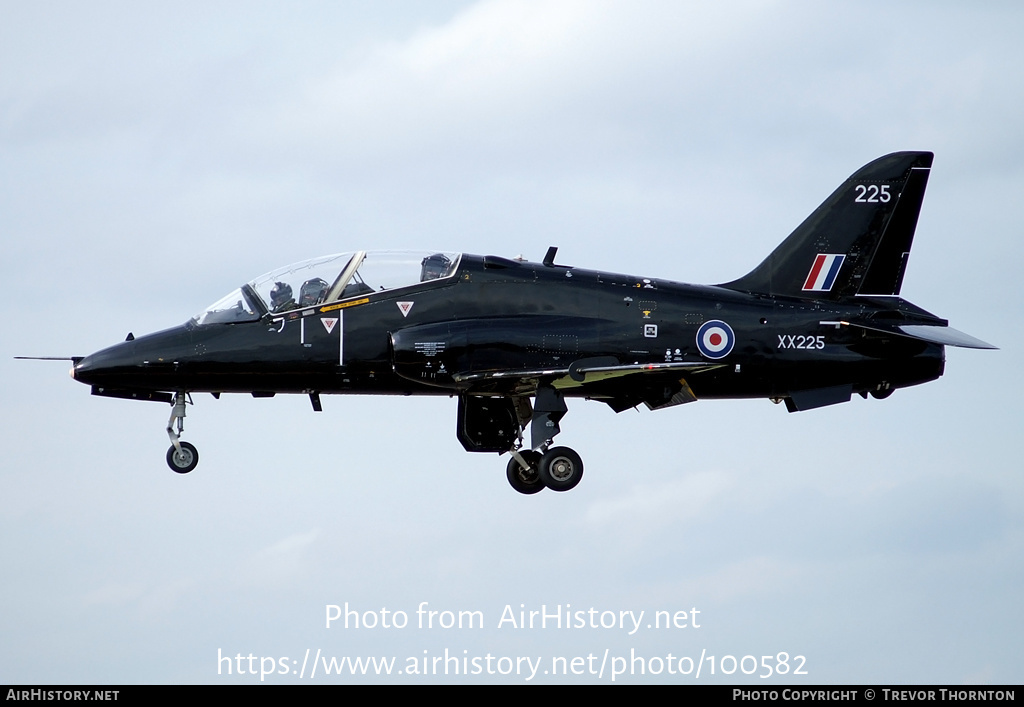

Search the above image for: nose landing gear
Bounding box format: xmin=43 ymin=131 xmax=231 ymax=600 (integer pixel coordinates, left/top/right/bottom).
xmin=165 ymin=392 xmax=199 ymax=473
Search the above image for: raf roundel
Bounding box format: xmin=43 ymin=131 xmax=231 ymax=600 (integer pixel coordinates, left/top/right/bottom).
xmin=696 ymin=320 xmax=735 ymax=359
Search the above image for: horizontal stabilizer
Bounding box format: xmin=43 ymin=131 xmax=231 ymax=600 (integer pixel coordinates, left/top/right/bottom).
xmin=898 ymin=325 xmax=996 ymax=350
xmin=820 ymin=320 xmax=996 ymax=349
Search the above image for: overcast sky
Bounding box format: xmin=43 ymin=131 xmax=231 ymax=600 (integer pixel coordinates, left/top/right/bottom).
xmin=2 ymin=1 xmax=1022 ymax=684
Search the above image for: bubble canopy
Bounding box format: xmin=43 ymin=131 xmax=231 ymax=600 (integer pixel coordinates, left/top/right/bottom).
xmin=193 ymin=251 xmax=461 ymax=325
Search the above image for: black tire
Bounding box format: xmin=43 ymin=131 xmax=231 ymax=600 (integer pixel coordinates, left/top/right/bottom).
xmin=506 ymin=451 xmax=544 ymax=495
xmin=538 ymin=446 xmax=584 ymax=492
xmin=166 ymin=442 xmax=199 ymax=474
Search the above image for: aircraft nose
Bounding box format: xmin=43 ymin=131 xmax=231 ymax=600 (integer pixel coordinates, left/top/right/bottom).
xmin=71 ymin=352 xmax=100 ymax=385
xmin=72 ymin=341 xmax=137 ymax=386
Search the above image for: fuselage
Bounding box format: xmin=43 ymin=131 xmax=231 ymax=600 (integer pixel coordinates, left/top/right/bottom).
xmin=73 ymin=252 xmax=944 ymax=405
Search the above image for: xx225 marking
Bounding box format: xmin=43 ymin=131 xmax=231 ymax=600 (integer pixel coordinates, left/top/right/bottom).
xmin=778 ymin=334 xmax=826 ymax=350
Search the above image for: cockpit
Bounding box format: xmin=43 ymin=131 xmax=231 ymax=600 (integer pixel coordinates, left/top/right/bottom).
xmin=193 ymin=251 xmax=461 ymax=325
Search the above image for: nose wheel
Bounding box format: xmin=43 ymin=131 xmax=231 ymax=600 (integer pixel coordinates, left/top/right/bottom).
xmin=166 ymin=441 xmax=199 ymax=474
xmin=165 ymin=391 xmax=199 ymax=474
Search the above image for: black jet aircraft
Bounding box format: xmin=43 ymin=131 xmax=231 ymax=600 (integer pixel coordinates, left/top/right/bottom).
xmin=45 ymin=151 xmax=994 ymax=494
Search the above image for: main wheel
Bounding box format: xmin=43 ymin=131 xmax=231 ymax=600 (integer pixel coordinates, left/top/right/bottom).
xmin=506 ymin=451 xmax=544 ymax=495
xmin=166 ymin=442 xmax=199 ymax=474
xmin=538 ymin=446 xmax=584 ymax=492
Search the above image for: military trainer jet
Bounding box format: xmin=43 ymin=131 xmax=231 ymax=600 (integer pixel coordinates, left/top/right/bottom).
xmin=49 ymin=152 xmax=994 ymax=494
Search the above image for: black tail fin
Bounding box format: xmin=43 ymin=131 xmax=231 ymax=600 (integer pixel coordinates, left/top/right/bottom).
xmin=720 ymin=152 xmax=933 ymax=299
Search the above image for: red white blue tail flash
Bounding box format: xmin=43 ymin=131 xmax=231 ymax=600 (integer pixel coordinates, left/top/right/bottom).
xmin=802 ymin=254 xmax=845 ymax=292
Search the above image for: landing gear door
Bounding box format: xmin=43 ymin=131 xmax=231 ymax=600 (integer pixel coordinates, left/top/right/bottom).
xmin=456 ymin=395 xmax=519 ymax=453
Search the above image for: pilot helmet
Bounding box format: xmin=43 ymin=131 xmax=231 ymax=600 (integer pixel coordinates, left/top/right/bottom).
xmin=420 ymin=253 xmax=452 ymax=281
xmin=299 ymin=278 xmax=328 ymax=306
xmin=270 ymin=281 xmax=294 ymax=309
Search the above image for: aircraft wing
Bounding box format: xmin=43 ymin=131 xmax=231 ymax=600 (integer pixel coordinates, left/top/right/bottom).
xmin=392 ymin=316 xmax=722 ymax=408
xmin=451 ymin=359 xmax=721 ymax=387
xmin=452 ymin=359 xmax=723 ymax=412
xmin=820 ymin=320 xmax=997 ymax=349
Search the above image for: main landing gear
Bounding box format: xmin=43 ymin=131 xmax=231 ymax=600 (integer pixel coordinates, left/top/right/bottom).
xmin=506 ymin=445 xmax=584 ymax=495
xmin=508 ymin=385 xmax=584 ymax=494
xmin=506 ymin=450 xmax=543 ymax=494
xmin=456 ymin=385 xmax=586 ymax=495
xmin=165 ymin=392 xmax=199 ymax=473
